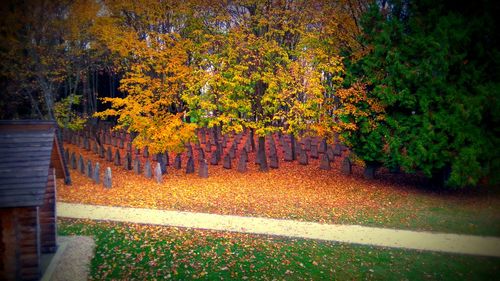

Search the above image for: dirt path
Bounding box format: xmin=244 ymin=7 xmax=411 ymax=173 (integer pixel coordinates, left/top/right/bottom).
xmin=57 ymin=202 xmax=500 ymax=257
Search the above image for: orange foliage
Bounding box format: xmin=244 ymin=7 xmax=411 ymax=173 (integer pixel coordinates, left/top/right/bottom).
xmin=93 ymin=1 xmax=198 ymax=153
xmin=334 ymin=82 xmax=386 ymax=137
xmin=57 ymin=134 xmax=493 ymax=231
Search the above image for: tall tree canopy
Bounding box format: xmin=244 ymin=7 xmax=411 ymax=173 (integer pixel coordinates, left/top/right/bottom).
xmin=95 ymin=0 xmax=362 ymax=153
xmin=0 ymin=0 xmax=103 ymax=125
xmin=4 ymin=0 xmax=496 ymax=187
xmin=93 ymin=0 xmax=199 ymax=153
xmin=339 ymin=0 xmax=499 ymax=187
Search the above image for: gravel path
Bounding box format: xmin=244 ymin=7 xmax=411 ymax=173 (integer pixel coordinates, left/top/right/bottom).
xmin=57 ymin=202 xmax=500 ymax=257
xmin=44 ymin=236 xmax=95 ymax=281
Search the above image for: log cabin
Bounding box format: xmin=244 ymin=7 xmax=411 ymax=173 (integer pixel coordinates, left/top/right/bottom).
xmin=0 ymin=120 xmax=70 ymax=281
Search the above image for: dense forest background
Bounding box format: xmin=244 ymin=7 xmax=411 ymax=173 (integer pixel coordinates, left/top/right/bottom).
xmin=0 ymin=0 xmax=498 ymax=188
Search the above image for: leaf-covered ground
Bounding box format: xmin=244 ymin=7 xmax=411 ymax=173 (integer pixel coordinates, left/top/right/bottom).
xmin=58 ymin=140 xmax=500 ymax=236
xmin=59 ymin=218 xmax=500 ymax=281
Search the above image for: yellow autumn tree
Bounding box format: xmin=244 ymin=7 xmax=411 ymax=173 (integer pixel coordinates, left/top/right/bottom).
xmin=180 ymin=0 xmax=358 ymax=167
xmin=94 ymin=0 xmax=198 ymax=153
xmin=93 ymin=0 xmax=368 ymax=156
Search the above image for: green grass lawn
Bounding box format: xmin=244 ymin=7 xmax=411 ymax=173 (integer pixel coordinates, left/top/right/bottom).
xmin=59 ymin=218 xmax=500 ymax=280
xmin=334 ymin=203 xmax=500 ymax=236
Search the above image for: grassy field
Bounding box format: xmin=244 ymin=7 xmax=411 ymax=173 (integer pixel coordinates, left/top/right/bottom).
xmin=59 ymin=219 xmax=500 ymax=280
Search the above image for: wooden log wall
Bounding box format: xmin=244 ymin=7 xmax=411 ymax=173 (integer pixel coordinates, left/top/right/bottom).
xmin=40 ymin=168 xmax=57 ymax=253
xmin=0 ymin=207 xmax=41 ymax=281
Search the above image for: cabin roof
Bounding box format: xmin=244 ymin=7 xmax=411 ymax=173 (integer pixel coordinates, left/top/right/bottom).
xmin=0 ymin=120 xmax=69 ymax=208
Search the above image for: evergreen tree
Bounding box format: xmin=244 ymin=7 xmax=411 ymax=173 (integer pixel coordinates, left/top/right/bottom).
xmin=340 ymin=0 xmax=499 ymax=187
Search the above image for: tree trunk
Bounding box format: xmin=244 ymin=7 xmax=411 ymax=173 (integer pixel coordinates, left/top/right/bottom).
xmin=82 ymin=71 xmax=89 ymax=116
xmin=364 ymin=161 xmax=380 ymax=180
xmin=212 ymin=126 xmax=219 ymax=145
xmin=290 ymin=133 xmax=296 ymax=161
xmin=257 ymin=136 xmax=268 ymax=172
xmin=431 ymin=165 xmax=452 ymax=188
xmin=250 ymin=128 xmax=256 ymax=152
